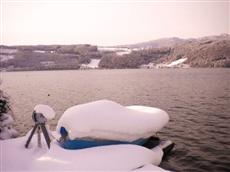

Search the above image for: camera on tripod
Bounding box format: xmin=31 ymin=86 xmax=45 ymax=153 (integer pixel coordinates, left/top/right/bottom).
xmin=25 ymin=104 xmax=55 ymax=149
xmin=32 ymin=112 xmax=47 ymax=124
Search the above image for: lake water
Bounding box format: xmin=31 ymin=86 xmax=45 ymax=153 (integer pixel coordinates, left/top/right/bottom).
xmin=1 ymin=69 xmax=230 ymax=172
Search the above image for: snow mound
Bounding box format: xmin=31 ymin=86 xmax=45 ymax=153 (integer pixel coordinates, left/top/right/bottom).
xmin=34 ymin=104 xmax=55 ymax=119
xmin=57 ymin=100 xmax=169 ymax=142
xmin=1 ymin=132 xmax=168 ymax=171
xmin=33 ymin=143 xmax=163 ymax=171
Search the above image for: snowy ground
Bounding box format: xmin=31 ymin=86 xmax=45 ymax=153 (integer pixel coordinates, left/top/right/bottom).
xmin=1 ymin=133 xmax=169 ymax=171
xmin=1 ymin=100 xmax=171 ymax=171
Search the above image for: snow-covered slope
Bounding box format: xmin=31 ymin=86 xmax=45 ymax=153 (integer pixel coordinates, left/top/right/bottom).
xmin=166 ymin=58 xmax=187 ymax=67
xmin=80 ymin=59 xmax=101 ymax=69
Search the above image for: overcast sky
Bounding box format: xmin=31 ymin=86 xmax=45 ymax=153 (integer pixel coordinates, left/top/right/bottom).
xmin=1 ymin=0 xmax=229 ymax=46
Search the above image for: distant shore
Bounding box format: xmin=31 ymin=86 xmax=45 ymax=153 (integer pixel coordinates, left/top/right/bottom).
xmin=1 ymin=34 xmax=229 ymax=71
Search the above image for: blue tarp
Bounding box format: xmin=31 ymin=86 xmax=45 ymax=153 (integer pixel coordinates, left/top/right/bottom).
xmin=59 ymin=127 xmax=148 ymax=149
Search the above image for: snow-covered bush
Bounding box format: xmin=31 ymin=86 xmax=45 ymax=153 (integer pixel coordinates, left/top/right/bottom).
xmin=0 ymin=90 xmax=18 ymax=139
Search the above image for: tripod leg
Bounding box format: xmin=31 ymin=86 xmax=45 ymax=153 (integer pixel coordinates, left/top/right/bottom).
xmin=25 ymin=124 xmax=38 ymax=148
xmin=37 ymin=126 xmax=42 ymax=148
xmin=40 ymin=124 xmax=51 ymax=149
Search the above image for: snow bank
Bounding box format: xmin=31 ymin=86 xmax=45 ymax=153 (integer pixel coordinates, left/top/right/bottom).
xmin=57 ymin=100 xmax=169 ymax=142
xmin=1 ymin=133 xmax=168 ymax=171
xmin=33 ymin=143 xmax=163 ymax=171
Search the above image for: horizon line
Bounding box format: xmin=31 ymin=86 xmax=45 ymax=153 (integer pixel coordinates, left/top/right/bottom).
xmin=1 ymin=33 xmax=229 ymax=47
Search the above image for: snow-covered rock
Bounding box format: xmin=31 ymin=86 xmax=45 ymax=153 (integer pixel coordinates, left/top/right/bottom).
xmin=57 ymin=100 xmax=169 ymax=142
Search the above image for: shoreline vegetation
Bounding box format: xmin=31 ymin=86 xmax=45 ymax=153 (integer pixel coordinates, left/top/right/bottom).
xmin=1 ymin=34 xmax=229 ymax=71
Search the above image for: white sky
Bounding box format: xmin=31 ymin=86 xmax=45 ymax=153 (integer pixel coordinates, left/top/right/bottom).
xmin=1 ymin=0 xmax=229 ymax=46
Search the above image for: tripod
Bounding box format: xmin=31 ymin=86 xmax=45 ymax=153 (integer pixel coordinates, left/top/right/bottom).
xmin=25 ymin=112 xmax=51 ymax=149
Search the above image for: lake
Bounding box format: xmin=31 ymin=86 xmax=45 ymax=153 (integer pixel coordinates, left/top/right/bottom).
xmin=1 ymin=69 xmax=230 ymax=172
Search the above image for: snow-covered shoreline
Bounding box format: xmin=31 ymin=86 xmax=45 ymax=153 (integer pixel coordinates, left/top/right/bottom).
xmin=1 ymin=131 xmax=169 ymax=171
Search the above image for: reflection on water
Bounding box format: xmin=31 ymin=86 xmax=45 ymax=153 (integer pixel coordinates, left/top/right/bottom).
xmin=2 ymin=69 xmax=230 ymax=172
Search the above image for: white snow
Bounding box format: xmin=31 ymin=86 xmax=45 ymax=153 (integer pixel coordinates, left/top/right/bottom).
xmin=134 ymin=164 xmax=171 ymax=171
xmin=57 ymin=100 xmax=169 ymax=142
xmin=34 ymin=104 xmax=55 ymax=120
xmin=166 ymin=58 xmax=187 ymax=67
xmin=1 ymin=132 xmax=168 ymax=171
xmin=87 ymin=59 xmax=101 ymax=68
xmin=81 ymin=59 xmax=101 ymax=69
xmin=0 ymin=126 xmax=18 ymax=139
xmin=98 ymin=47 xmax=132 ymax=56
xmin=34 ymin=50 xmax=46 ymax=53
xmin=0 ymin=55 xmax=14 ymax=62
xmin=1 ymin=100 xmax=171 ymax=171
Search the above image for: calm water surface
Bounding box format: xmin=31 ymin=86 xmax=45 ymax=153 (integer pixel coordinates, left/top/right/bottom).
xmin=1 ymin=69 xmax=230 ymax=172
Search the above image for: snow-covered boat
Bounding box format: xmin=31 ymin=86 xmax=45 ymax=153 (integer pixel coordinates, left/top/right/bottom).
xmin=1 ymin=100 xmax=174 ymax=171
xmin=57 ymin=100 xmax=174 ymax=153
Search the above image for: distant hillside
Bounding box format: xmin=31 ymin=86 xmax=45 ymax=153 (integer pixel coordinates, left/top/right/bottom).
xmin=118 ymin=37 xmax=188 ymax=49
xmin=0 ymin=44 xmax=102 ymax=71
xmin=162 ymin=34 xmax=230 ymax=67
xmin=1 ymin=34 xmax=229 ymax=71
xmin=99 ymin=34 xmax=230 ymax=68
xmin=99 ymin=48 xmax=170 ymax=69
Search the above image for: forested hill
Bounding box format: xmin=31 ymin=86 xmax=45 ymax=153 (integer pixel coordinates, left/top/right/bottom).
xmin=1 ymin=34 xmax=229 ymax=71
